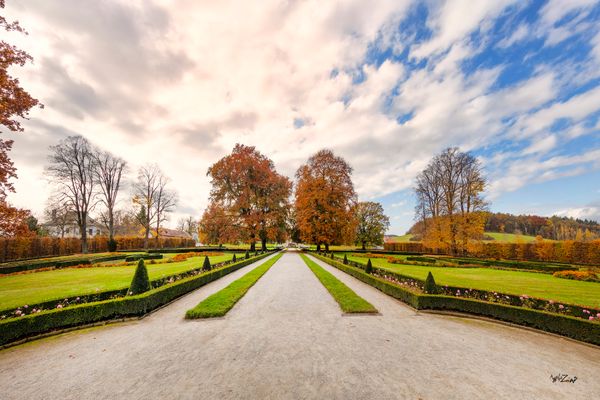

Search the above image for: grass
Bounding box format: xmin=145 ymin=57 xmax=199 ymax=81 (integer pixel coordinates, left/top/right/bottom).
xmin=185 ymin=253 xmax=283 ymax=319
xmin=301 ymin=254 xmax=377 ymax=313
xmin=0 ymin=253 xmax=235 ymax=311
xmin=384 ymin=234 xmax=415 ymax=243
xmin=345 ymin=255 xmax=600 ymax=308
xmin=384 ymin=232 xmax=542 ymax=244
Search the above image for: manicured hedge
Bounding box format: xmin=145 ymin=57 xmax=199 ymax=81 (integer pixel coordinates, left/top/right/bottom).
xmin=0 ymin=252 xmax=276 ymax=347
xmin=311 ymin=253 xmax=600 ymax=346
xmin=406 ymin=256 xmax=437 ymax=263
xmin=124 ymin=254 xmax=163 ymax=262
xmin=0 ymin=254 xmax=133 ymax=274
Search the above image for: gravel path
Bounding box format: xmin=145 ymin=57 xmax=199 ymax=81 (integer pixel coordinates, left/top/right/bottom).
xmin=0 ymin=251 xmax=598 ymax=399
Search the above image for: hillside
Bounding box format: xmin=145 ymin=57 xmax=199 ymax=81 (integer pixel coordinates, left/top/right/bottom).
xmin=385 ymin=232 xmax=540 ymax=243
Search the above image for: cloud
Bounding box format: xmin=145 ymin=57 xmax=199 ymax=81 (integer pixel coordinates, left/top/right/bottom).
xmin=2 ymin=0 xmax=599 ymax=233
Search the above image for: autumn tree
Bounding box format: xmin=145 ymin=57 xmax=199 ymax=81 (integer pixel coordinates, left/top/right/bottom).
xmin=152 ymin=173 xmax=177 ymax=247
xmin=133 ymin=165 xmax=161 ymax=248
xmin=0 ymin=200 xmax=31 ymax=237
xmin=198 ymin=202 xmax=237 ymax=245
xmin=206 ymin=144 xmax=292 ymax=251
xmin=355 ymin=201 xmax=390 ymax=250
xmin=47 ymin=136 xmax=97 ymax=253
xmin=414 ymin=147 xmax=487 ymax=254
xmin=0 ymin=0 xmax=42 ymax=234
xmin=93 ymin=148 xmax=126 ymax=251
xmin=294 ymin=149 xmax=357 ymax=251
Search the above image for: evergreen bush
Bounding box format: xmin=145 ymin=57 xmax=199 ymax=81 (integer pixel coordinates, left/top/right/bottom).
xmin=365 ymin=259 xmax=373 ymax=274
xmin=424 ymin=271 xmax=438 ymax=294
xmin=343 ymin=254 xmax=348 ymax=265
xmin=232 ymin=253 xmax=237 ymax=262
xmin=107 ymin=239 xmax=118 ymax=252
xmin=202 ymin=256 xmax=211 ymax=271
xmin=245 ymin=250 xmax=250 ymax=259
xmin=129 ymin=259 xmax=151 ymax=295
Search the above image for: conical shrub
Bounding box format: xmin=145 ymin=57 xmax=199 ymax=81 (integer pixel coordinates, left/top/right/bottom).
xmin=245 ymin=250 xmax=250 ymax=259
xmin=232 ymin=253 xmax=237 ymax=262
xmin=202 ymin=256 xmax=211 ymax=272
xmin=343 ymin=254 xmax=348 ymax=265
xmin=424 ymin=271 xmax=438 ymax=294
xmin=129 ymin=259 xmax=151 ymax=295
xmin=330 ymin=252 xmax=334 ymax=259
xmin=365 ymin=259 xmax=373 ymax=274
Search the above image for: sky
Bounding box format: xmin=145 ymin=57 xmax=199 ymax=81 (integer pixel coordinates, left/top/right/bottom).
xmin=2 ymin=0 xmax=600 ymax=235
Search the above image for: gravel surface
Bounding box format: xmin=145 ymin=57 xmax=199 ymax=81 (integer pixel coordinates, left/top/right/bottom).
xmin=0 ymin=251 xmax=598 ymax=399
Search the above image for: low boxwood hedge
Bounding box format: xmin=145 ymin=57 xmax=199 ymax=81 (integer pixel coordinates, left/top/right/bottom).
xmin=311 ymin=253 xmax=600 ymax=346
xmin=124 ymin=254 xmax=163 ymax=262
xmin=0 ymin=254 xmax=133 ymax=274
xmin=0 ymin=252 xmax=276 ymax=347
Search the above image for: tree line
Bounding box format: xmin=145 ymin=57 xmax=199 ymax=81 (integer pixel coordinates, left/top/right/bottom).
xmin=199 ymin=145 xmax=390 ymax=251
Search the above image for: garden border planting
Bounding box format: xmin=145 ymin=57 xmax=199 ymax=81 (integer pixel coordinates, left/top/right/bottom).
xmin=0 ymin=253 xmax=146 ymax=275
xmin=0 ymin=252 xmax=277 ymax=347
xmin=185 ymin=253 xmax=283 ymax=319
xmin=300 ymin=254 xmax=377 ymax=314
xmin=309 ymin=252 xmax=600 ymax=346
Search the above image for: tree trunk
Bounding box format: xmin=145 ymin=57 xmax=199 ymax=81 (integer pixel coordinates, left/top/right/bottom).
xmin=316 ymin=243 xmax=321 ymax=252
xmin=362 ymin=241 xmax=366 ymax=250
xmin=325 ymin=243 xmax=329 ymax=252
xmin=261 ymin=238 xmax=267 ymax=251
xmin=80 ymin=213 xmax=88 ymax=254
xmin=250 ymin=241 xmax=256 ymax=251
xmin=155 ymin=220 xmax=160 ymax=249
xmin=143 ymin=226 xmax=150 ymax=249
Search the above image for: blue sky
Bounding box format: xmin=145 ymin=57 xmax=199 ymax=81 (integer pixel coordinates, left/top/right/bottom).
xmin=4 ymin=0 xmax=600 ymax=234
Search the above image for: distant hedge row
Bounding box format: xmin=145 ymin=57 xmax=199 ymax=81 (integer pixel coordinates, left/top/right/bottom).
xmin=0 ymin=252 xmax=275 ymax=347
xmin=0 ymin=236 xmax=196 ymax=263
xmin=311 ymin=253 xmax=600 ymax=346
xmin=384 ymin=240 xmax=600 ymax=265
xmin=0 ymin=254 xmax=131 ymax=274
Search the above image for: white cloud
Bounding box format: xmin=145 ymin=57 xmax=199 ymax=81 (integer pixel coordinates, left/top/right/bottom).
xmin=497 ymin=23 xmax=529 ymax=48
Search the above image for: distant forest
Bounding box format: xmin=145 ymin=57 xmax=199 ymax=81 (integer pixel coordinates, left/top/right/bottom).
xmin=409 ymin=212 xmax=600 ymax=241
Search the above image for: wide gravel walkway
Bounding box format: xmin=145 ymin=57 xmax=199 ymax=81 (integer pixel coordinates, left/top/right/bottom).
xmin=0 ymin=251 xmax=598 ymax=399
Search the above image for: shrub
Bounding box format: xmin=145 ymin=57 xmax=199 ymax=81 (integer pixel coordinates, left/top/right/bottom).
xmin=424 ymin=271 xmax=438 ymax=294
xmin=245 ymin=251 xmax=250 ymax=259
xmin=343 ymin=254 xmax=348 ymax=265
xmin=129 ymin=259 xmax=151 ymax=295
xmin=107 ymin=239 xmax=118 ymax=252
xmin=407 ymin=256 xmax=437 ymax=263
xmin=330 ymin=252 xmax=334 ymax=259
xmin=124 ymin=254 xmax=163 ymax=262
xmin=202 ymin=256 xmax=211 ymax=272
xmin=553 ymin=270 xmax=599 ymax=282
xmin=365 ymin=259 xmax=373 ymax=274
xmin=232 ymin=253 xmax=237 ymax=262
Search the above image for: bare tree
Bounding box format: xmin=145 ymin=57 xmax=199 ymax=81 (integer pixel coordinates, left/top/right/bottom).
xmin=153 ymin=173 xmax=177 ymax=247
xmin=177 ymin=216 xmax=198 ymax=237
xmin=414 ymin=147 xmax=487 ymax=254
xmin=132 ymin=165 xmax=176 ymax=249
xmin=93 ymin=148 xmax=126 ymax=251
xmin=133 ymin=165 xmax=160 ymax=249
xmin=46 ymin=136 xmax=97 ymax=252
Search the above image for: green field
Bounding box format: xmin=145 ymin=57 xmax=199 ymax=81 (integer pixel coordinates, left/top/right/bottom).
xmin=345 ymin=255 xmax=600 ymax=308
xmin=0 ymin=253 xmax=235 ymax=312
xmin=385 ymin=232 xmax=541 ymax=243
xmin=301 ymin=254 xmax=377 ymax=313
xmin=186 ymin=253 xmax=282 ymax=318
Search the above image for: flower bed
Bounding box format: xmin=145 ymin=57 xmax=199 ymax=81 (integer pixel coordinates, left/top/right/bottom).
xmin=311 ymin=252 xmax=600 ymax=346
xmin=553 ymin=270 xmax=599 ymax=282
xmin=0 ymin=252 xmax=276 ymax=347
xmin=0 ymin=254 xmax=268 ymax=322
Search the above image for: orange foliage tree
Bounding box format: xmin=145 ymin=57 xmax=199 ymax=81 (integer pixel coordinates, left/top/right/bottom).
xmin=294 ymin=149 xmax=357 ymax=251
xmin=198 ymin=202 xmax=238 ymax=246
xmin=0 ymin=0 xmax=42 ymax=237
xmin=206 ymin=144 xmax=292 ymax=251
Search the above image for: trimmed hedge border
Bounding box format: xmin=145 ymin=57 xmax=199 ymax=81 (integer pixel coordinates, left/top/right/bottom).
xmin=124 ymin=254 xmax=163 ymax=262
xmin=309 ymin=253 xmax=600 ymax=346
xmin=0 ymin=254 xmax=140 ymax=274
xmin=0 ymin=252 xmax=276 ymax=347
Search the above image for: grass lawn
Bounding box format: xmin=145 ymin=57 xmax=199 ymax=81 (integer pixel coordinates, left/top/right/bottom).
xmin=345 ymin=255 xmax=600 ymax=308
xmin=483 ymin=232 xmax=541 ymax=243
xmin=0 ymin=253 xmax=235 ymax=311
xmin=301 ymin=254 xmax=377 ymax=313
xmin=185 ymin=253 xmax=282 ymax=319
xmin=385 ymin=234 xmax=415 ymax=243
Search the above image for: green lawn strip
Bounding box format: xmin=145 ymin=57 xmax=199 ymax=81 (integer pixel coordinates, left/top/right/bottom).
xmin=301 ymin=254 xmax=377 ymax=314
xmin=345 ymin=255 xmax=600 ymax=308
xmin=0 ymin=254 xmax=235 ymax=311
xmin=185 ymin=253 xmax=283 ymax=319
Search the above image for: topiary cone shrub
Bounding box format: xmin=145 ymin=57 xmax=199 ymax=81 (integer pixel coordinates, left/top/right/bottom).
xmin=330 ymin=252 xmax=334 ymax=259
xmin=365 ymin=259 xmax=373 ymax=274
xmin=129 ymin=259 xmax=151 ymax=295
xmin=343 ymin=254 xmax=348 ymax=265
xmin=202 ymin=256 xmax=211 ymax=272
xmin=107 ymin=239 xmax=118 ymax=252
xmin=245 ymin=251 xmax=250 ymax=259
xmin=232 ymin=253 xmax=237 ymax=263
xmin=424 ymin=271 xmax=438 ymax=294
